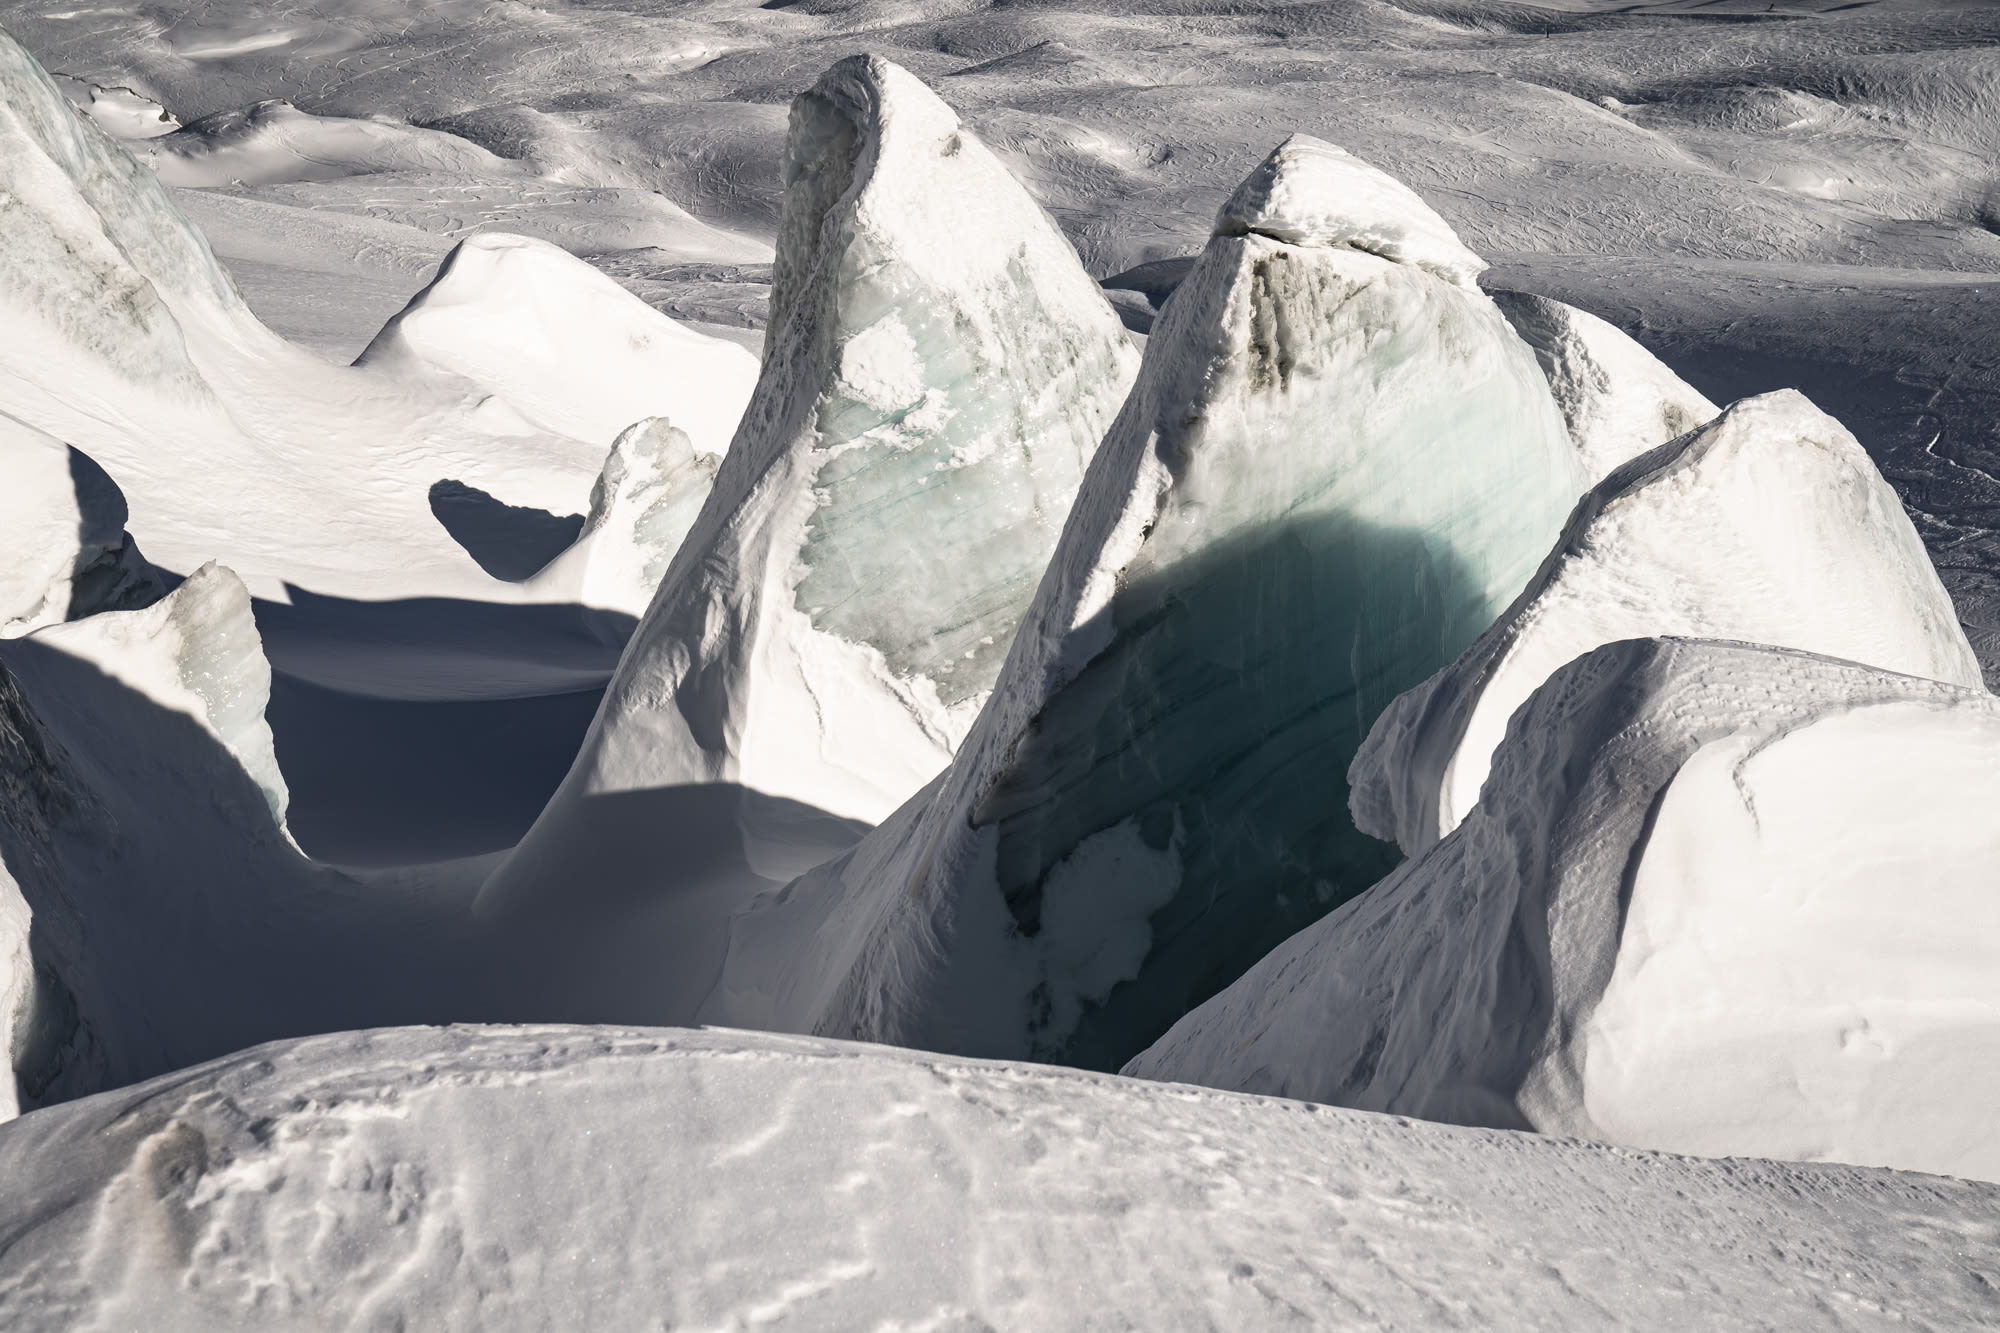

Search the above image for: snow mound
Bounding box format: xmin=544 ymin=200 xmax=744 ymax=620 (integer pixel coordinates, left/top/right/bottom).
xmin=0 ymin=1023 xmax=1994 ymax=1330
xmin=1215 ymin=133 xmax=1487 ymax=289
xmin=358 ymin=231 xmax=759 ymax=455
xmin=132 ymin=99 xmax=506 ymax=188
xmin=0 ymin=416 xmax=161 ymax=636
xmin=1353 ymin=389 xmax=1983 ymax=858
xmin=1133 ymin=637 xmax=2000 ymax=1183
xmin=698 ymin=135 xmax=1580 ymax=1069
xmin=526 ymin=418 xmax=720 ymax=618
xmin=1491 ymin=290 xmax=1720 ymax=484
xmin=29 ymin=563 xmax=288 ymax=830
xmin=479 ymin=56 xmax=1138 ymax=921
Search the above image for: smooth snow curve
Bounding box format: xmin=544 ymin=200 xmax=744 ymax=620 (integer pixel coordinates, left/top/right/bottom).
xmin=0 ymin=416 xmax=161 ymax=636
xmin=0 ymin=1023 xmax=1995 ymax=1331
xmin=479 ymin=56 xmax=1140 ymax=923
xmin=1353 ymin=389 xmax=1984 ymax=858
xmin=1133 ymin=636 xmax=2000 ymax=1184
xmin=699 ymin=133 xmax=1581 ymax=1070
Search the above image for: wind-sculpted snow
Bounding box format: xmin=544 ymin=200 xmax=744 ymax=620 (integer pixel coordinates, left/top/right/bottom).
xmin=1133 ymin=637 xmax=2000 ymax=1184
xmin=1491 ymin=290 xmax=1719 ymax=486
xmin=480 ymin=56 xmax=1139 ymax=924
xmin=357 ymin=232 xmax=759 ymax=457
xmin=1353 ymin=390 xmax=1984 ymax=859
xmin=700 ymin=135 xmax=1581 ymax=1069
xmin=0 ymin=1024 xmax=1996 ymax=1331
xmin=0 ymin=417 xmax=162 ymax=636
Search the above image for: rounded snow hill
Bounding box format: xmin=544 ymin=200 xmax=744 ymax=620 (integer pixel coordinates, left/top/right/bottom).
xmin=0 ymin=1023 xmax=1994 ymax=1330
xmin=1353 ymin=388 xmax=1984 ymax=859
xmin=1135 ymin=637 xmax=2000 ymax=1185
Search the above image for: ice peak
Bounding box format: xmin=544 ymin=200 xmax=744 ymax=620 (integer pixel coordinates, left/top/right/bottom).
xmin=1214 ymin=134 xmax=1485 ymax=289
xmin=799 ymin=54 xmax=955 ymax=147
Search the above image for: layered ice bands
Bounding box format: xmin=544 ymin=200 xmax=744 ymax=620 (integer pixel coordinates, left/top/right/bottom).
xmin=1353 ymin=389 xmax=1984 ymax=858
xmin=480 ymin=57 xmax=1139 ymax=921
xmin=700 ymin=135 xmax=1581 ymax=1069
xmin=1131 ymin=637 xmax=2000 ymax=1184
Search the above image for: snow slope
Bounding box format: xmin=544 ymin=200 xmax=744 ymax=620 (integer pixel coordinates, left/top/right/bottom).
xmin=0 ymin=416 xmax=161 ymax=636
xmin=1133 ymin=636 xmax=2000 ymax=1184
xmin=698 ymin=135 xmax=1581 ymax=1070
xmin=1354 ymin=389 xmax=1984 ymax=857
xmin=0 ymin=1022 xmax=1994 ymax=1331
xmin=479 ymin=56 xmax=1139 ymax=926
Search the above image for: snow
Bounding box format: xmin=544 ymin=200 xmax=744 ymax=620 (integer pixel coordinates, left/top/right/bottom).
xmin=0 ymin=1022 xmax=1995 ymax=1331
xmin=697 ymin=134 xmax=1581 ymax=1070
xmin=477 ymin=55 xmax=1140 ymax=926
xmin=1132 ymin=637 xmax=2000 ymax=1184
xmin=1353 ymin=389 xmax=1984 ymax=858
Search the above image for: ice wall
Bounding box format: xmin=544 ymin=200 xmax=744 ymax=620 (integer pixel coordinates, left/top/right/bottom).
xmin=1131 ymin=637 xmax=2000 ymax=1184
xmin=699 ymin=135 xmax=1582 ymax=1069
xmin=0 ymin=416 xmax=163 ymax=637
xmin=480 ymin=56 xmax=1139 ymax=925
xmin=1354 ymin=389 xmax=1984 ymax=858
xmin=1490 ymin=290 xmax=1719 ymax=484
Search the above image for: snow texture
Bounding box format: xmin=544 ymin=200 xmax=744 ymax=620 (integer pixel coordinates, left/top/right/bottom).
xmin=1354 ymin=389 xmax=1984 ymax=859
xmin=0 ymin=415 xmax=161 ymax=636
xmin=699 ymin=134 xmax=1581 ymax=1070
xmin=0 ymin=1023 xmax=1995 ymax=1331
xmin=1491 ymin=289 xmax=1720 ymax=485
xmin=480 ymin=56 xmax=1140 ymax=920
xmin=1134 ymin=636 xmax=2000 ymax=1184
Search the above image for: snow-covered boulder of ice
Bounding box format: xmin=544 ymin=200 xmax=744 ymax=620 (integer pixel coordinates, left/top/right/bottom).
xmin=1490 ymin=290 xmax=1719 ymax=484
xmin=479 ymin=56 xmax=1139 ymax=922
xmin=1133 ymin=636 xmax=2000 ymax=1183
xmin=29 ymin=564 xmax=288 ymax=830
xmin=0 ymin=416 xmax=162 ymax=636
xmin=0 ymin=1023 xmax=1994 ymax=1330
xmin=1354 ymin=389 xmax=1983 ymax=858
xmin=524 ymin=417 xmax=719 ymax=617
xmin=697 ymin=134 xmax=1581 ymax=1068
xmin=356 ymin=232 xmax=759 ymax=455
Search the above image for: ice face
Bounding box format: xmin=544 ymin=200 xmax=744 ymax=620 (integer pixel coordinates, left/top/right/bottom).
xmin=1132 ymin=637 xmax=2000 ymax=1185
xmin=0 ymin=416 xmax=162 ymax=636
xmin=701 ymin=135 xmax=1582 ymax=1069
xmin=1352 ymin=388 xmax=1985 ymax=858
xmin=770 ymin=57 xmax=1140 ymax=704
xmin=540 ymin=417 xmax=720 ymax=618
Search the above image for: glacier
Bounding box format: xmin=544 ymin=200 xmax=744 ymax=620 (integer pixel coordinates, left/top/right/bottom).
xmin=1131 ymin=636 xmax=2000 ymax=1183
xmin=0 ymin=416 xmax=161 ymax=636
xmin=1354 ymin=388 xmax=1985 ymax=858
xmin=698 ymin=134 xmax=1583 ymax=1069
xmin=477 ymin=56 xmax=1141 ymax=930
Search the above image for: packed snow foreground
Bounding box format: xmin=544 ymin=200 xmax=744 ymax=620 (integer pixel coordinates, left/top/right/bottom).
xmin=0 ymin=21 xmax=1998 ymax=1325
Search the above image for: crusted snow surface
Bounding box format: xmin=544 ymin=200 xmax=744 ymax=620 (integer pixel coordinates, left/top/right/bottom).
xmin=1491 ymin=289 xmax=1720 ymax=485
xmin=1354 ymin=389 xmax=1983 ymax=858
xmin=357 ymin=231 xmax=759 ymax=456
xmin=478 ymin=56 xmax=1139 ymax=927
xmin=0 ymin=1023 xmax=1996 ymax=1331
xmin=1133 ymin=637 xmax=2000 ymax=1184
xmin=699 ymin=135 xmax=1581 ymax=1070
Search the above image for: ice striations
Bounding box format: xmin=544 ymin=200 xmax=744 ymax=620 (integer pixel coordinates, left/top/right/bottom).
xmin=1131 ymin=637 xmax=2000 ymax=1183
xmin=479 ymin=57 xmax=1140 ymax=924
xmin=1490 ymin=290 xmax=1720 ymax=485
xmin=699 ymin=135 xmax=1582 ymax=1069
xmin=1353 ymin=389 xmax=1984 ymax=859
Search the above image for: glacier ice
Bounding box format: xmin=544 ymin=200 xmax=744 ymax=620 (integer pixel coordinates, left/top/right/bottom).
xmin=1491 ymin=290 xmax=1719 ymax=484
xmin=0 ymin=415 xmax=161 ymax=636
xmin=1353 ymin=389 xmax=1984 ymax=858
xmin=697 ymin=133 xmax=1582 ymax=1068
xmin=357 ymin=232 xmax=759 ymax=456
xmin=1130 ymin=636 xmax=2000 ymax=1184
xmin=479 ymin=56 xmax=1140 ymax=923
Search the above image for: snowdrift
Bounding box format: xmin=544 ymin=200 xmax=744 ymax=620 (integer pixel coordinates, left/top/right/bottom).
xmin=0 ymin=1023 xmax=1993 ymax=1331
xmin=696 ymin=134 xmax=1582 ymax=1069
xmin=1133 ymin=637 xmax=2000 ymax=1183
xmin=480 ymin=56 xmax=1140 ymax=924
xmin=0 ymin=416 xmax=161 ymax=636
xmin=1354 ymin=389 xmax=1984 ymax=858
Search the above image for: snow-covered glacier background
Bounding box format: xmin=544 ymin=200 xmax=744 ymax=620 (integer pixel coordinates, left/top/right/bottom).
xmin=0 ymin=0 xmax=1998 ymax=1326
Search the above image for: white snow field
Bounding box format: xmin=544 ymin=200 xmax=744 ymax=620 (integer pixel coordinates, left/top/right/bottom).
xmin=697 ymin=133 xmax=1580 ymax=1070
xmin=1353 ymin=387 xmax=1986 ymax=857
xmin=0 ymin=1023 xmax=1996 ymax=1332
xmin=1132 ymin=637 xmax=2000 ymax=1183
xmin=2 ymin=0 xmax=2000 ymax=1321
